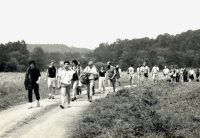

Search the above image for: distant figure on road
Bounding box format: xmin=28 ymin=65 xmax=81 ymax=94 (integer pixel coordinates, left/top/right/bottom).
xmin=183 ymin=68 xmax=188 ymax=82
xmin=163 ymin=66 xmax=170 ymax=81
xmin=143 ymin=63 xmax=150 ymax=84
xmin=106 ymin=61 xmax=116 ymax=93
xmin=76 ymin=61 xmax=83 ymax=96
xmin=58 ymin=61 xmax=74 ymax=109
xmin=188 ymin=67 xmax=195 ymax=82
xmin=115 ymin=65 xmax=121 ymax=86
xmin=45 ymin=60 xmax=57 ymax=99
xmin=98 ymin=66 xmax=106 ymax=93
xmin=151 ymin=64 xmax=159 ymax=83
xmin=196 ymin=68 xmax=199 ymax=82
xmin=136 ymin=64 xmax=141 ymax=84
xmin=24 ymin=60 xmax=41 ymax=109
xmin=127 ymin=64 xmax=134 ymax=86
xmin=57 ymin=61 xmax=64 ymax=89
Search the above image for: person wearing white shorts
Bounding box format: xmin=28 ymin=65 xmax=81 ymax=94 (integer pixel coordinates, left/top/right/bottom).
xmin=151 ymin=64 xmax=159 ymax=83
xmin=127 ymin=64 xmax=134 ymax=86
xmin=45 ymin=60 xmax=57 ymax=99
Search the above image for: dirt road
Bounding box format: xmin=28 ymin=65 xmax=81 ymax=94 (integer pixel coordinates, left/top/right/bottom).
xmin=0 ymin=86 xmax=133 ymax=138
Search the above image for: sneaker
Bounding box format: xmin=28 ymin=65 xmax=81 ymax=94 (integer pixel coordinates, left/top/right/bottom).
xmin=60 ymin=105 xmax=64 ymax=109
xmin=48 ymin=96 xmax=51 ymax=99
xmin=71 ymin=98 xmax=74 ymax=101
xmin=52 ymin=96 xmax=55 ymax=99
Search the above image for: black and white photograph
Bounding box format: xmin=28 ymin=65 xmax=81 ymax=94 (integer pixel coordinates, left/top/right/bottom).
xmin=0 ymin=0 xmax=200 ymax=137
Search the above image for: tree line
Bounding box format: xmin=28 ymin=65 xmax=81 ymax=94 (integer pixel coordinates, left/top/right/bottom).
xmin=1 ymin=29 xmax=200 ymax=72
xmin=88 ymin=29 xmax=200 ymax=71
xmin=0 ymin=40 xmax=89 ymax=72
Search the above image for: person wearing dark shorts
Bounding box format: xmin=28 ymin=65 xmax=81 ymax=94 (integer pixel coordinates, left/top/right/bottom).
xmin=24 ymin=60 xmax=41 ymax=109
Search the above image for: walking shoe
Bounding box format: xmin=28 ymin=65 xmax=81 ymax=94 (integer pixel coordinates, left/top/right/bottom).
xmin=71 ymin=98 xmax=74 ymax=101
xmin=52 ymin=96 xmax=55 ymax=99
xmin=48 ymin=96 xmax=51 ymax=99
xmin=37 ymin=102 xmax=40 ymax=107
xmin=74 ymin=97 xmax=77 ymax=100
xmin=28 ymin=106 xmax=32 ymax=109
xmin=60 ymin=105 xmax=64 ymax=109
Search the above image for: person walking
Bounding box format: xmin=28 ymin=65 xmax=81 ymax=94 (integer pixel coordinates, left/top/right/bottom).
xmin=188 ymin=67 xmax=195 ymax=82
xmin=143 ymin=63 xmax=150 ymax=85
xmin=106 ymin=61 xmax=116 ymax=93
xmin=71 ymin=60 xmax=80 ymax=101
xmin=175 ymin=67 xmax=180 ymax=82
xmin=57 ymin=61 xmax=64 ymax=89
xmin=83 ymin=61 xmax=98 ymax=102
xmin=45 ymin=60 xmax=57 ymax=99
xmin=24 ymin=60 xmax=41 ymax=109
xmin=76 ymin=61 xmax=83 ymax=96
xmin=196 ymin=68 xmax=199 ymax=81
xmin=163 ymin=66 xmax=170 ymax=81
xmin=98 ymin=66 xmax=106 ymax=93
xmin=151 ymin=64 xmax=159 ymax=83
xmin=183 ymin=68 xmax=188 ymax=82
xmin=115 ymin=65 xmax=121 ymax=86
xmin=127 ymin=64 xmax=134 ymax=86
xmin=58 ymin=61 xmax=74 ymax=109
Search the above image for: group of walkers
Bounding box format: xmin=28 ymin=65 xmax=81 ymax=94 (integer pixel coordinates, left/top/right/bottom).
xmin=24 ymin=59 xmax=200 ymax=109
xmin=24 ymin=60 xmax=122 ymax=109
xmin=163 ymin=66 xmax=200 ymax=82
xmin=127 ymin=63 xmax=159 ymax=85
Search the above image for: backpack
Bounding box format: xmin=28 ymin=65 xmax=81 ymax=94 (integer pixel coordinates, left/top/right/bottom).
xmin=79 ymin=72 xmax=90 ymax=84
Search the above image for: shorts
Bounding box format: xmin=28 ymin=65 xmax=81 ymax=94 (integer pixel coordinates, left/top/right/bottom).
xmin=152 ymin=74 xmax=157 ymax=80
xmin=48 ymin=77 xmax=56 ymax=87
xmin=144 ymin=73 xmax=148 ymax=78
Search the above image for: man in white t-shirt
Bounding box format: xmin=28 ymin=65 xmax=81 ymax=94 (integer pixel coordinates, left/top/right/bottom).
xmin=163 ymin=66 xmax=170 ymax=81
xmin=58 ymin=61 xmax=74 ymax=109
xmin=127 ymin=64 xmax=134 ymax=86
xmin=151 ymin=64 xmax=159 ymax=83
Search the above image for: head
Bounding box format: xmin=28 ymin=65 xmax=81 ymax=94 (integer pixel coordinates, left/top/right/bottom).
xmin=72 ymin=60 xmax=78 ymax=67
xmin=107 ymin=61 xmax=111 ymax=69
xmin=29 ymin=60 xmax=35 ymax=68
xmin=59 ymin=61 xmax=64 ymax=67
xmin=116 ymin=65 xmax=119 ymax=68
xmin=143 ymin=62 xmax=146 ymax=66
xmin=101 ymin=66 xmax=105 ymax=70
xmin=88 ymin=61 xmax=93 ymax=67
xmin=164 ymin=66 xmax=167 ymax=68
xmin=64 ymin=61 xmax=70 ymax=69
xmin=78 ymin=61 xmax=81 ymax=66
xmin=50 ymin=60 xmax=55 ymax=66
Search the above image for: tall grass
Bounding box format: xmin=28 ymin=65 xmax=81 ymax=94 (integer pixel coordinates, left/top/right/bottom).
xmin=71 ymin=81 xmax=200 ymax=138
xmin=0 ymin=72 xmax=48 ymax=110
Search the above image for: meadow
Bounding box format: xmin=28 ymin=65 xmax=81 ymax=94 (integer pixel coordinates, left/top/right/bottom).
xmin=0 ymin=72 xmax=48 ymax=110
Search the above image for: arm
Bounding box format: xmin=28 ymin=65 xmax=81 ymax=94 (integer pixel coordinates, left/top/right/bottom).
xmin=45 ymin=69 xmax=48 ymax=80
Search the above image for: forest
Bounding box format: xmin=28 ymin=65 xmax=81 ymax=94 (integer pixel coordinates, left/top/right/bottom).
xmin=0 ymin=29 xmax=200 ymax=72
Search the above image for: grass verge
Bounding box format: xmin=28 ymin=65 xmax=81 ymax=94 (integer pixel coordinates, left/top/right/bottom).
xmin=71 ymin=82 xmax=200 ymax=138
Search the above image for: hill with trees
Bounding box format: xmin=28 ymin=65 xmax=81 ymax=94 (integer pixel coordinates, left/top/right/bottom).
xmin=1 ymin=29 xmax=200 ymax=72
xmin=27 ymin=44 xmax=91 ymax=54
xmin=87 ymin=29 xmax=200 ymax=70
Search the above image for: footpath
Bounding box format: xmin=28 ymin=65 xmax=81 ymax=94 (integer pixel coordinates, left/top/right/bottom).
xmin=0 ymin=85 xmax=133 ymax=138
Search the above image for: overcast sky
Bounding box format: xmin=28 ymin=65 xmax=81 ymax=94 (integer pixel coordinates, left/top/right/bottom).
xmin=0 ymin=0 xmax=200 ymax=49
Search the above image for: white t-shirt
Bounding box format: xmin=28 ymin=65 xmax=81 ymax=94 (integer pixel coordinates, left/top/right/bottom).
xmin=60 ymin=69 xmax=74 ymax=84
xmin=143 ymin=66 xmax=149 ymax=73
xmin=128 ymin=67 xmax=134 ymax=75
xmin=83 ymin=65 xmax=98 ymax=74
xmin=163 ymin=68 xmax=169 ymax=74
xmin=152 ymin=66 xmax=159 ymax=74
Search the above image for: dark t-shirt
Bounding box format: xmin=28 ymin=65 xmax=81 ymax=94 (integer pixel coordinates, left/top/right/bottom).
xmin=30 ymin=68 xmax=41 ymax=84
xmin=106 ymin=66 xmax=115 ymax=79
xmin=99 ymin=70 xmax=106 ymax=77
xmin=48 ymin=66 xmax=56 ymax=78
